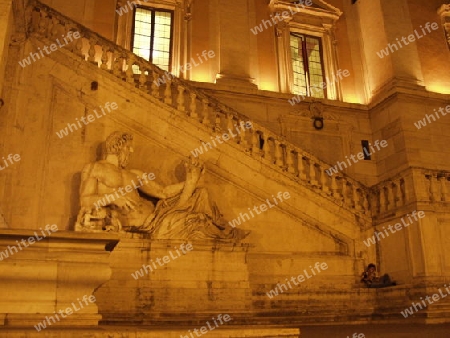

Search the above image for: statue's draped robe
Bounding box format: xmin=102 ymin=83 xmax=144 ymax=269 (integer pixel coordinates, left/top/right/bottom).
xmin=141 ymin=188 xmax=247 ymax=240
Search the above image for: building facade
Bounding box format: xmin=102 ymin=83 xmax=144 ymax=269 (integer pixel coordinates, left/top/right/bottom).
xmin=0 ymin=0 xmax=449 ymax=333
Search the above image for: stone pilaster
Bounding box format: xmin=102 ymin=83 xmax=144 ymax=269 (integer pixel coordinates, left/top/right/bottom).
xmin=214 ymin=0 xmax=257 ymax=89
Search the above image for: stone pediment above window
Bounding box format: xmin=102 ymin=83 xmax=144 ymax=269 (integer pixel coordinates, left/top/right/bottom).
xmin=269 ymin=0 xmax=342 ymax=24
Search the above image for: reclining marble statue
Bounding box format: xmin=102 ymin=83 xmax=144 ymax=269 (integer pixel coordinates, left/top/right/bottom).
xmin=75 ymin=131 xmax=249 ymax=240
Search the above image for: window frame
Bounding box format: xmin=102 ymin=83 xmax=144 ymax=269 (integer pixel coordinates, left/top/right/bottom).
xmin=131 ymin=6 xmax=175 ymax=71
xmin=289 ymin=32 xmax=327 ymax=98
xmin=271 ymin=0 xmax=342 ymax=100
xmin=115 ymin=0 xmax=184 ymax=76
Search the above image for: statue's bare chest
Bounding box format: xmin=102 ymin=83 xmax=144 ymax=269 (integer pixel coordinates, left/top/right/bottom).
xmin=96 ymin=165 xmax=135 ymax=190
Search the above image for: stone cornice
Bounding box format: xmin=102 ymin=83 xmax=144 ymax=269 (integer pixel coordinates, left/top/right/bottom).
xmin=269 ymin=0 xmax=342 ymax=22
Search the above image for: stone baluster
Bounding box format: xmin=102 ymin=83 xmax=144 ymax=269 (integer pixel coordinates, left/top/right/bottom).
xmin=239 ymin=121 xmax=248 ymax=149
xmin=50 ymin=17 xmax=60 ymax=39
xmin=286 ymin=147 xmax=296 ymax=174
xmin=74 ymin=33 xmax=84 ymax=58
xmin=391 ymin=181 xmax=399 ymax=208
xmin=349 ymin=184 xmax=356 ymax=209
xmin=251 ymin=130 xmax=261 ymax=156
xmin=309 ymin=160 xmax=318 ymax=186
xmin=362 ymin=192 xmax=370 ymax=214
xmin=297 ymin=153 xmax=306 ymax=181
xmin=424 ymin=174 xmax=432 ymax=201
xmin=379 ymin=186 xmax=387 ymax=213
xmin=164 ymin=79 xmax=172 ymax=105
xmin=386 ymin=183 xmax=394 ymax=211
xmin=88 ymin=38 xmax=97 ymax=65
xmin=31 ymin=8 xmax=41 ymax=33
xmin=226 ymin=114 xmax=234 ymax=137
xmin=125 ymin=56 xmax=135 ymax=85
xmin=445 ymin=175 xmax=450 ymax=202
xmin=151 ymin=70 xmax=160 ymax=98
xmin=320 ymin=166 xmax=330 ymax=194
xmin=138 ymin=65 xmax=147 ymax=90
xmin=101 ymin=45 xmax=109 ymax=70
xmin=111 ymin=51 xmax=121 ymax=77
xmin=342 ymin=181 xmax=349 ymax=206
xmin=262 ymin=133 xmax=272 ymax=162
xmin=201 ymin=100 xmax=210 ymax=126
xmin=347 ymin=182 xmax=355 ymax=208
xmin=63 ymin=27 xmax=76 ymax=53
xmin=399 ymin=179 xmax=406 ymax=206
xmin=177 ymin=85 xmax=185 ymax=112
xmin=274 ymin=140 xmax=283 ymax=167
xmin=429 ymin=174 xmax=438 ymax=202
xmin=433 ymin=174 xmax=441 ymax=202
xmin=60 ymin=25 xmax=71 ymax=43
xmin=189 ymin=93 xmax=197 ymax=119
xmin=439 ymin=174 xmax=449 ymax=202
xmin=331 ymin=175 xmax=341 ymax=199
xmin=214 ymin=114 xmax=222 ymax=132
xmin=44 ymin=13 xmax=54 ymax=38
xmin=46 ymin=16 xmax=55 ymax=39
xmin=38 ymin=10 xmax=49 ymax=36
xmin=371 ymin=190 xmax=379 ymax=215
xmin=353 ymin=185 xmax=361 ymax=210
xmin=57 ymin=21 xmax=67 ymax=40
xmin=397 ymin=178 xmax=405 ymax=207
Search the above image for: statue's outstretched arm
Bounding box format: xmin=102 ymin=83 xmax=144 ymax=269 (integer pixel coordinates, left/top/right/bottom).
xmin=130 ymin=169 xmax=184 ymax=199
xmin=130 ymin=156 xmax=202 ymax=202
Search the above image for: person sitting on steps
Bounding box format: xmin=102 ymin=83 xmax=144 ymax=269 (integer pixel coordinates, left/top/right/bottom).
xmin=361 ymin=263 xmax=397 ymax=288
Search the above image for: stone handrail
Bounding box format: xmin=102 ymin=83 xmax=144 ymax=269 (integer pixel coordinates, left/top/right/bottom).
xmin=368 ymin=167 xmax=450 ymax=217
xmin=369 ymin=171 xmax=409 ymax=217
xmin=422 ymin=168 xmax=450 ymax=203
xmin=27 ymin=0 xmax=371 ymax=217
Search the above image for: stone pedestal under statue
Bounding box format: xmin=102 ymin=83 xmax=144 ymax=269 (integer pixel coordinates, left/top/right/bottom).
xmin=95 ymin=236 xmax=253 ymax=325
xmin=0 ymin=229 xmax=119 ymax=327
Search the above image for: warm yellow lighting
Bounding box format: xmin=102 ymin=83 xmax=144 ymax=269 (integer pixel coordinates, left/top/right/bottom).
xmin=343 ymin=94 xmax=364 ymax=104
xmin=191 ymin=72 xmax=214 ymax=83
xmin=258 ymin=82 xmax=278 ymax=92
xmin=426 ymin=85 xmax=450 ymax=95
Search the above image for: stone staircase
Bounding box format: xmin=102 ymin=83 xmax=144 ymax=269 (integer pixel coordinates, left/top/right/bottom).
xmin=28 ymin=0 xmax=373 ymax=221
xmin=21 ymin=0 xmax=450 ymax=327
xmin=29 ymin=0 xmax=447 ymax=225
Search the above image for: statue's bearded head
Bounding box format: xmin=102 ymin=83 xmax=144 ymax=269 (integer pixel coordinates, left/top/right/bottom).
xmin=106 ymin=132 xmax=134 ymax=168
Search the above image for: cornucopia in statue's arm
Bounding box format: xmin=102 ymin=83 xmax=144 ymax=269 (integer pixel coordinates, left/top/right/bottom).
xmin=75 ymin=131 xmax=250 ymax=241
